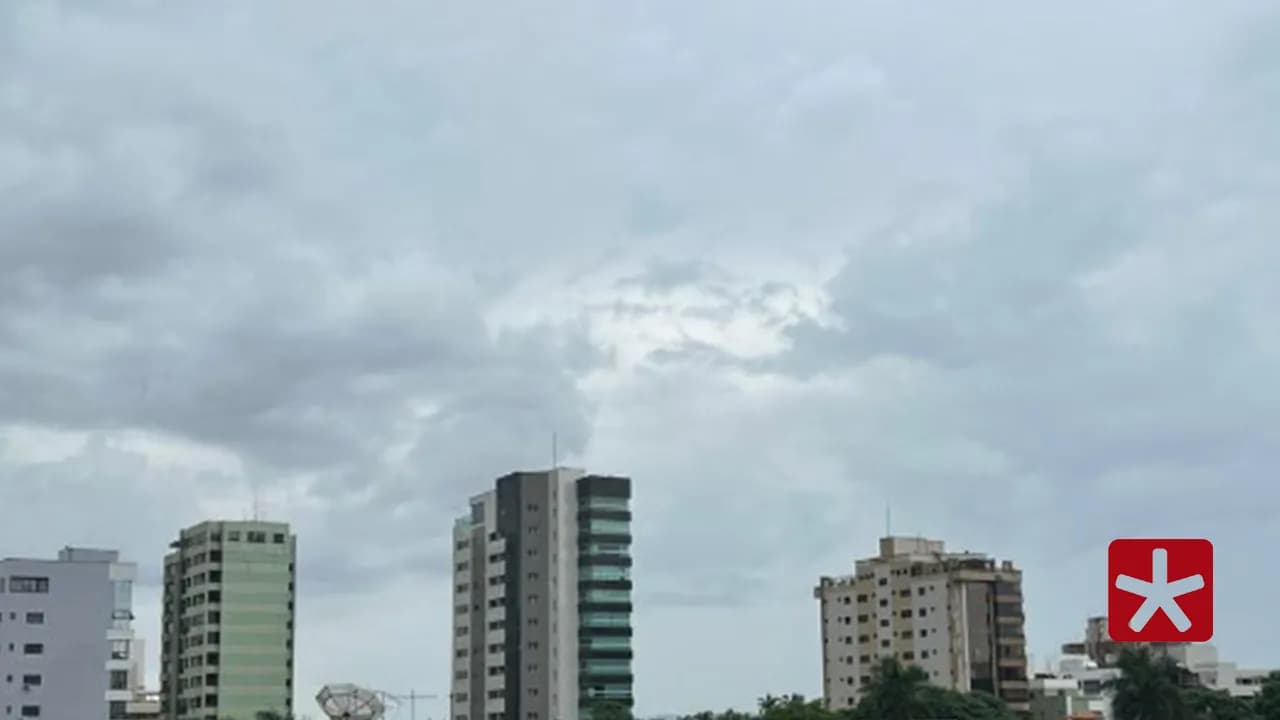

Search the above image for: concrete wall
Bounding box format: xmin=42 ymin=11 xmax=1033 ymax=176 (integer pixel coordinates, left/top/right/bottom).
xmin=0 ymin=551 xmax=125 ymax=720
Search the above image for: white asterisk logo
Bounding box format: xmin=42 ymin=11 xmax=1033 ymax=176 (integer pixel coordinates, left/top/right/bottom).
xmin=1114 ymin=547 xmax=1205 ymax=632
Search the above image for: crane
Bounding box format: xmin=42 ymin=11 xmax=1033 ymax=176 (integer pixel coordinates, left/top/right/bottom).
xmin=375 ymin=689 xmax=442 ymax=720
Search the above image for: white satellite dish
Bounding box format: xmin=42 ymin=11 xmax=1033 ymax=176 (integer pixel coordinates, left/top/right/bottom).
xmin=316 ymin=683 xmax=387 ymax=720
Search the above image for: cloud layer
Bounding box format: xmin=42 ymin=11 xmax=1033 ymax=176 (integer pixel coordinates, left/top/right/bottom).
xmin=2 ymin=0 xmax=1279 ymax=714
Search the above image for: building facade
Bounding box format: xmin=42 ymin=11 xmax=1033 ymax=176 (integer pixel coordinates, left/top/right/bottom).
xmin=451 ymin=468 xmax=634 ymax=720
xmin=0 ymin=547 xmax=140 ymax=719
xmin=815 ymin=536 xmax=1030 ymax=714
xmin=160 ymin=520 xmax=296 ymax=720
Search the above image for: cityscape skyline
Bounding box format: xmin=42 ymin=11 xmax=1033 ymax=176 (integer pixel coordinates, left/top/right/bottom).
xmin=0 ymin=488 xmax=1262 ymax=719
xmin=2 ymin=0 xmax=1279 ymax=716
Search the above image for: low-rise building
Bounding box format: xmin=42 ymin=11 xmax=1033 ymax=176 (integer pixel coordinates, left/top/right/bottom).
xmin=1029 ymin=656 xmax=1117 ymax=720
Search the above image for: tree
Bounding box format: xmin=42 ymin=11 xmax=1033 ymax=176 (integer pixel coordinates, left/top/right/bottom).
xmin=853 ymin=657 xmax=930 ymax=720
xmin=919 ymin=686 xmax=1015 ymax=720
xmin=757 ymin=694 xmax=832 ymax=720
xmin=1112 ymin=647 xmax=1189 ymax=720
xmin=1254 ymin=672 xmax=1280 ymax=720
xmin=1182 ymin=686 xmax=1255 ymax=720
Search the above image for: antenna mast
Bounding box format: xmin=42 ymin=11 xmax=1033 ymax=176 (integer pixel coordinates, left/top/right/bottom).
xmin=885 ymin=505 xmax=892 ymax=536
xmin=552 ymin=432 xmax=559 ymax=470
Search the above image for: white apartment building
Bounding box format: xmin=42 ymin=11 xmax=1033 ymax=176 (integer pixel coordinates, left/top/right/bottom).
xmin=815 ymin=537 xmax=1030 ymax=714
xmin=1060 ymin=617 xmax=1273 ymax=698
xmin=452 ymin=469 xmax=634 ymax=720
xmin=0 ymin=547 xmax=140 ymax=720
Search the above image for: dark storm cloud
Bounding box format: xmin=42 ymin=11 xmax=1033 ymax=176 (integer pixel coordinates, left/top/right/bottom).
xmin=4 ymin=0 xmax=1280 ymax=714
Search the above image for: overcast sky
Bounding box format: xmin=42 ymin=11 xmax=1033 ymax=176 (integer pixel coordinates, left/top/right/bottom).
xmin=3 ymin=0 xmax=1280 ymax=716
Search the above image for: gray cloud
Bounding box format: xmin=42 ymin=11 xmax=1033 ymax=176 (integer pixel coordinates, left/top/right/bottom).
xmin=2 ymin=0 xmax=1279 ymax=715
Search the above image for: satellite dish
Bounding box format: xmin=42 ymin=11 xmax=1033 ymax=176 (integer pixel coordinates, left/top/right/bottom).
xmin=316 ymin=684 xmax=386 ymax=720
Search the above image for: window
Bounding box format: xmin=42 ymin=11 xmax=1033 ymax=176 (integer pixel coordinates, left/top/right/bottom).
xmin=110 ymin=670 xmax=129 ymax=690
xmin=878 ymin=598 xmax=887 ymax=607
xmin=879 ymin=640 xmax=890 ymax=648
xmin=20 ymin=706 xmax=39 ymax=718
xmin=228 ymin=531 xmax=241 ymax=541
xmin=273 ymin=533 xmax=286 ymax=543
xmin=878 ymin=619 xmax=889 ymax=627
xmin=918 ymin=587 xmax=926 ymax=596
xmin=877 ymin=577 xmax=888 ymax=586
xmin=8 ymin=577 xmax=49 ymax=594
xmin=21 ymin=675 xmax=41 ymax=687
xmin=918 ymin=608 xmax=927 ymax=617
xmin=22 ymin=644 xmax=43 ymax=655
xmin=110 ymin=640 xmax=130 ymax=660
xmin=247 ymin=531 xmax=266 ymax=543
xmin=24 ymin=613 xmax=43 ymax=624
xmin=900 ymin=609 xmax=911 ymax=618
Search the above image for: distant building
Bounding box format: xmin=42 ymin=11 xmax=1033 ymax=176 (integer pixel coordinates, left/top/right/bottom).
xmin=451 ymin=468 xmax=634 ymax=720
xmin=160 ymin=520 xmax=297 ymax=720
xmin=125 ymin=689 xmax=162 ymax=719
xmin=1040 ymin=619 xmax=1278 ymax=720
xmin=1029 ymin=656 xmax=1116 ymax=720
xmin=814 ymin=536 xmax=1030 ymax=714
xmin=0 ymin=547 xmax=140 ymax=719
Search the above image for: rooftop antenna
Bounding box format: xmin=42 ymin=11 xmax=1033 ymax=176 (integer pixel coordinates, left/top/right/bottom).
xmin=552 ymin=431 xmax=559 ymax=470
xmin=251 ymin=480 xmax=261 ymax=522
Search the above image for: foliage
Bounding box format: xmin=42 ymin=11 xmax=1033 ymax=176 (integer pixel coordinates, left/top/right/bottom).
xmin=678 ymin=658 xmax=1012 ymax=720
xmin=1183 ymin=685 xmax=1256 ymax=720
xmin=1112 ymin=647 xmax=1190 ymax=720
xmin=1256 ymin=672 xmax=1280 ymax=720
xmin=1109 ymin=647 xmax=1280 ymax=720
xmin=671 ymin=654 xmax=1280 ymax=720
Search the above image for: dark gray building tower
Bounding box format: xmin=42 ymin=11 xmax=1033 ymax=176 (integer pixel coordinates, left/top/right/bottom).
xmin=450 ymin=468 xmax=634 ymax=720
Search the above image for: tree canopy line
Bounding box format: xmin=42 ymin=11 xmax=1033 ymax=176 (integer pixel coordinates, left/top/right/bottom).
xmin=583 ymin=648 xmax=1280 ymax=720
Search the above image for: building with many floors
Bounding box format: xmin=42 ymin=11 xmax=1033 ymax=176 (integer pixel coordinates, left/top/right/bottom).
xmin=0 ymin=547 xmax=141 ymax=719
xmin=451 ymin=468 xmax=634 ymax=720
xmin=161 ymin=520 xmax=297 ymax=720
xmin=815 ymin=536 xmax=1030 ymax=714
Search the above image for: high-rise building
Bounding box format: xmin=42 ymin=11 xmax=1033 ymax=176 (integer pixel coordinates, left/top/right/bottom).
xmin=160 ymin=520 xmax=296 ymax=720
xmin=814 ymin=536 xmax=1030 ymax=714
xmin=451 ymin=468 xmax=634 ymax=720
xmin=0 ymin=547 xmax=140 ymax=719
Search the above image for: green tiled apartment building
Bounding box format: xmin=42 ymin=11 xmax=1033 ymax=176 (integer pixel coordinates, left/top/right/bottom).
xmin=161 ymin=520 xmax=296 ymax=720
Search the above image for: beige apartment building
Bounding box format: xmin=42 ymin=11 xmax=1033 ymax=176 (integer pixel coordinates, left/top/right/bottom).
xmin=815 ymin=537 xmax=1030 ymax=714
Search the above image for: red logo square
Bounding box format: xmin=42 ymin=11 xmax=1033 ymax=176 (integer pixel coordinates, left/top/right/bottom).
xmin=1108 ymin=538 xmax=1213 ymax=642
